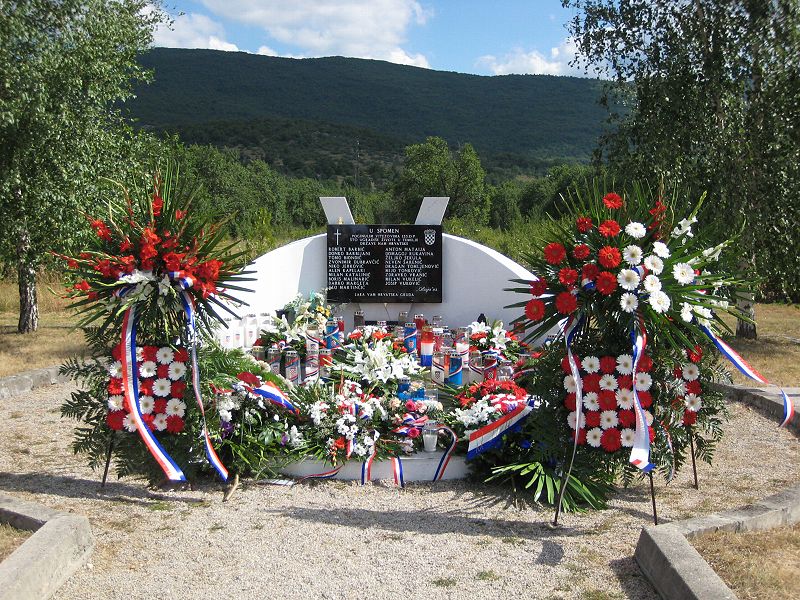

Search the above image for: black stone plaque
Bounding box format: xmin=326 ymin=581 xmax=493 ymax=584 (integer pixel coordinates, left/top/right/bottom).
xmin=327 ymin=224 xmax=442 ymax=303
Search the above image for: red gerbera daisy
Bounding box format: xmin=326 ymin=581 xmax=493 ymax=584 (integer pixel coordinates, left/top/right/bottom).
xmin=618 ymin=409 xmax=635 ymax=428
xmin=561 ymin=355 xmax=580 ymax=373
xmin=166 ymin=415 xmax=185 ymax=433
xmin=154 ymin=399 xmax=167 ymax=414
xmin=564 ymin=393 xmax=577 ymax=411
xmin=638 ymin=354 xmax=653 ymax=372
xmin=599 ymin=356 xmax=617 ymax=374
xmin=571 ymin=428 xmax=587 ymax=445
xmin=585 ymin=411 xmax=601 ymax=428
xmin=685 ymin=380 xmax=702 ymax=395
xmin=555 ymin=292 xmax=578 ymax=315
xmin=142 ymin=346 xmax=158 ymax=363
xmin=595 ymin=271 xmax=618 ymax=295
xmin=602 ymin=192 xmax=623 ymax=209
xmin=601 ymin=428 xmax=622 ymax=452
xmin=582 ymin=373 xmax=601 ymax=392
xmin=682 ymin=410 xmax=697 ymax=426
xmin=544 ymin=242 xmax=567 ymax=265
xmin=170 ymin=380 xmax=186 ymax=398
xmin=106 ymin=410 xmax=125 ymax=431
xmin=617 ymin=375 xmax=633 ymax=390
xmin=598 ymin=390 xmax=617 ymax=410
xmin=559 ymin=268 xmax=579 ymax=286
xmin=524 ymin=299 xmax=546 ymax=321
xmin=529 ymin=278 xmax=547 ymax=297
xmin=638 ymin=390 xmax=653 ymax=408
xmin=598 ymin=219 xmax=621 ymax=237
xmin=581 ymin=263 xmax=600 ymax=281
xmin=572 ymin=243 xmax=591 ymax=260
xmin=576 ymin=216 xmax=593 ymax=232
xmin=174 ymin=348 xmax=189 ymax=362
xmin=598 ymin=246 xmax=622 ymax=268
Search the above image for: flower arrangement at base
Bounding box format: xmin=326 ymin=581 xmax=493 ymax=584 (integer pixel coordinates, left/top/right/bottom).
xmin=467 ymin=320 xmax=528 ymax=362
xmin=59 ymin=163 xmax=250 ymax=485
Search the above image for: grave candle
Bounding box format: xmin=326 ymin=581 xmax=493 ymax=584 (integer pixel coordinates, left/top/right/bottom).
xmin=403 ymin=322 xmax=418 ymax=354
xmin=353 ymin=310 xmax=365 ymax=327
xmin=431 ymin=351 xmax=446 ymax=385
xmin=422 ymin=421 xmax=439 ymax=452
xmin=398 ymin=311 xmax=408 ymax=325
xmin=468 ymin=350 xmax=483 ymax=383
xmin=420 ymin=325 xmax=434 ymax=367
xmin=319 ymin=348 xmax=332 ymax=380
xmin=324 ymin=319 xmax=340 ymax=349
xmin=482 ymin=351 xmax=498 ymax=381
xmin=446 ymin=348 xmax=463 ymax=385
xmin=498 ymin=359 xmax=514 ymax=381
xmin=284 ymin=349 xmax=300 ymax=384
xmin=305 ymin=326 xmax=321 ymax=383
xmin=455 ymin=326 xmax=470 ymax=382
xmin=267 ymin=346 xmax=281 ymax=374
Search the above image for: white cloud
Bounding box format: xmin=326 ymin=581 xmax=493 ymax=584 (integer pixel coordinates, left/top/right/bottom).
xmin=256 ymin=45 xmax=278 ymax=56
xmin=198 ymin=0 xmax=431 ymax=67
xmin=154 ymin=12 xmax=239 ymax=52
xmin=477 ymin=38 xmax=586 ymax=77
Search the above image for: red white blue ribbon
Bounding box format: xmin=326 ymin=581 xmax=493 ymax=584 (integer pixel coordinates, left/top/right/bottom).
xmin=392 ymin=456 xmax=404 ymax=487
xmin=467 ymin=399 xmax=537 ymax=459
xmin=121 ymin=307 xmax=186 ymax=482
xmin=298 ymin=465 xmax=343 ymax=483
xmin=361 ymin=446 xmax=377 ymax=485
xmin=564 ymin=314 xmax=585 ymax=452
xmin=700 ymin=324 xmax=794 ymax=427
xmin=250 ymin=381 xmax=299 ymax=415
xmin=629 ymin=326 xmax=655 ymax=473
xmin=180 ymin=291 xmax=229 ymax=481
xmin=433 ymin=425 xmax=458 ymax=481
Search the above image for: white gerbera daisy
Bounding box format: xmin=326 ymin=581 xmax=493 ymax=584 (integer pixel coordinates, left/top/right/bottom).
xmin=680 ymin=302 xmax=694 ymax=323
xmin=107 ymin=395 xmax=124 ymax=411
xmin=153 ymin=413 xmax=168 ymax=431
xmin=600 ymin=410 xmax=619 ymax=429
xmin=621 ymin=428 xmax=635 ymax=447
xmin=583 ymin=392 xmax=600 ymax=411
xmin=644 ymin=254 xmax=664 ymax=275
xmin=567 ymin=410 xmax=585 ymax=430
xmin=644 ymin=410 xmax=654 ymax=426
xmin=153 ymin=378 xmax=172 ymax=397
xmin=123 ymin=413 xmax=137 ymax=432
xmin=623 ymin=245 xmax=643 ymax=265
xmin=635 ymin=372 xmax=653 ymax=391
xmin=138 ymin=361 xmax=157 ymax=378
xmin=156 ymin=347 xmax=175 ymax=365
xmin=685 ymin=394 xmax=703 ymax=412
xmin=563 ymin=375 xmax=577 ymax=393
xmin=643 ymin=274 xmax=662 ymax=293
xmin=616 ymin=388 xmax=635 ymax=410
xmin=138 ymin=395 xmax=155 ymax=414
xmin=625 ymin=222 xmax=647 ymax=239
xmin=582 ymin=356 xmax=601 ymax=373
xmin=166 ymin=398 xmax=186 ymax=417
xmin=168 ymin=361 xmax=187 ymax=381
xmin=135 ymin=347 xmax=144 ymax=362
xmin=682 ymin=363 xmax=700 ymax=381
xmin=617 ymin=269 xmax=641 ymax=291
xmin=620 ymin=292 xmax=639 ymax=313
xmin=586 ymin=427 xmax=603 ymax=448
xmin=672 ymin=262 xmax=695 ymax=285
xmin=107 ymin=361 xmax=122 ymax=378
xmin=599 ymin=374 xmax=618 ymax=391
xmin=616 ymin=354 xmax=634 ymax=375
xmin=652 ymin=241 xmax=671 ymax=258
xmin=648 ymin=290 xmax=671 ymax=313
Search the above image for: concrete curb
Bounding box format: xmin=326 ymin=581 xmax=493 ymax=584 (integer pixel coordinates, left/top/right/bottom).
xmin=0 ymin=365 xmax=70 ymax=400
xmin=712 ymin=382 xmax=799 ymax=433
xmin=634 ymin=384 xmax=800 ymax=600
xmin=0 ymin=494 xmax=93 ymax=600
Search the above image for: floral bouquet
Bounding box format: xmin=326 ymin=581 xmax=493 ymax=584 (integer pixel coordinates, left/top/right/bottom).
xmin=467 ymin=320 xmax=528 ymax=362
xmin=449 ymin=379 xmax=534 ymax=439
xmin=259 ymin=292 xmax=333 ymax=359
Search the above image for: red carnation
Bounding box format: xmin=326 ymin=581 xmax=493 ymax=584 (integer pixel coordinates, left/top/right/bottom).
xmin=682 ymin=410 xmax=697 ymax=426
xmin=598 ymin=219 xmax=621 ymax=237
xmin=157 ymin=364 xmax=170 ymax=379
xmin=576 ymin=216 xmax=593 ymax=233
xmin=524 ymin=299 xmax=546 ymax=322
xmin=544 ymin=242 xmax=567 ymax=265
xmin=530 ymin=278 xmax=547 ymax=297
xmin=572 ymin=244 xmax=591 ymax=260
xmin=581 ymin=263 xmax=600 ymax=281
xmin=602 ymin=192 xmax=624 ymax=209
xmin=166 ymin=415 xmax=185 ymax=433
xmin=687 ymin=345 xmax=703 ymax=363
xmin=618 ymin=410 xmax=635 ymax=428
xmin=685 ymin=380 xmax=702 ymax=395
xmin=154 ymin=399 xmax=167 ymax=414
xmin=599 ymin=356 xmax=617 ymax=374
xmin=601 ymin=428 xmax=622 ymax=452
xmin=555 ymin=292 xmax=578 ymax=315
xmin=598 ymin=246 xmax=621 ymax=268
xmin=106 ymin=410 xmax=125 ymax=431
xmin=595 ymin=271 xmax=618 ymax=295
xmin=174 ymin=348 xmax=189 ymax=362
xmin=598 ymin=390 xmax=617 ymax=411
xmin=564 ymin=393 xmax=577 ymax=411
xmin=559 ymin=268 xmax=579 ymax=286
xmin=638 ymin=354 xmax=653 ymax=372
xmin=617 ymin=375 xmax=633 ymax=390
xmin=108 ymin=378 xmax=123 ymax=395
xmin=585 ymin=411 xmax=601 ymax=428
xmin=638 ymin=391 xmax=653 ymax=408
xmin=582 ymin=373 xmax=601 ymax=392
xmin=142 ymin=346 xmax=158 ymax=362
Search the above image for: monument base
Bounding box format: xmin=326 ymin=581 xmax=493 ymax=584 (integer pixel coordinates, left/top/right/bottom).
xmin=281 ymin=452 xmax=470 ymax=482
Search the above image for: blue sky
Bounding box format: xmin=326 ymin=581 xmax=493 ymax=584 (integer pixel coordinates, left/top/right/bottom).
xmin=153 ymin=1 xmax=587 ymax=76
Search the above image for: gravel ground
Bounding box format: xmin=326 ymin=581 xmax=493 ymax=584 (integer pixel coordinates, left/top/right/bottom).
xmin=1 ymin=383 xmax=798 ymax=600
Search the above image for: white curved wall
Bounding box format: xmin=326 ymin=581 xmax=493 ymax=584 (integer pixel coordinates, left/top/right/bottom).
xmin=221 ymin=233 xmax=534 ymax=332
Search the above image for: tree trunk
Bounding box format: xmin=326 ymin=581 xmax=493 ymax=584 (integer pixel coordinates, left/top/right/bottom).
xmin=17 ymin=227 xmax=39 ymax=333
xmin=735 ymin=290 xmax=757 ymax=339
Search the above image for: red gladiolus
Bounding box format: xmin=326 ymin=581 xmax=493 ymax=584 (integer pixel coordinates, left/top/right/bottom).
xmin=334 ymin=437 xmax=346 ymax=450
xmin=581 ymin=263 xmax=600 ymax=281
xmin=602 ymin=192 xmax=623 ymax=209
xmin=595 ymin=271 xmax=617 ymax=295
xmin=558 ymin=268 xmax=579 ymax=286
xmin=90 ymin=219 xmax=112 ymax=241
xmin=120 ymin=237 xmax=133 ymax=252
xmin=524 ymin=298 xmax=546 ymax=321
xmin=598 ymin=219 xmax=621 ymax=237
xmin=197 ymin=259 xmax=223 ymax=282
xmin=572 ymin=243 xmax=590 ymax=260
xmin=555 ymin=292 xmax=578 ymax=315
xmin=238 ymin=372 xmax=261 ymax=387
xmin=599 ymin=356 xmax=617 ymax=374
xmin=544 ymin=242 xmax=567 ymax=265
xmin=529 ymin=278 xmax=547 ymax=297
xmin=106 ymin=410 xmax=125 ymax=431
xmin=598 ymin=246 xmax=621 ymax=268
xmin=166 ymin=415 xmax=185 ymax=433
xmin=152 ymin=195 xmax=163 ymax=216
xmin=576 ymin=216 xmax=593 ymax=233
xmin=175 ymin=210 xmax=187 ymax=220
xmin=163 ymin=252 xmax=185 ymax=272
xmin=73 ymin=280 xmax=91 ymax=292
xmin=67 ymin=259 xmax=79 ymax=269
xmin=601 ymin=428 xmax=622 ymax=452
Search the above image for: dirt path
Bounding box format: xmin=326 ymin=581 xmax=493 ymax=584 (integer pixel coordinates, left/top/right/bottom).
xmin=1 ymin=383 xmax=797 ymax=600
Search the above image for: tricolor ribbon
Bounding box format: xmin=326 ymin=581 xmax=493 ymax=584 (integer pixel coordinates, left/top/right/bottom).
xmin=392 ymin=413 xmax=429 ymax=436
xmin=629 ymin=325 xmax=655 ymax=473
xmin=564 ymin=314 xmax=585 ymax=450
xmin=392 ymin=456 xmax=404 ymax=487
xmin=249 ymin=381 xmax=299 ymax=415
xmin=467 ymin=399 xmax=537 ymax=459
xmin=120 ymin=307 xmax=186 ymax=482
xmin=361 ymin=446 xmax=377 ymax=485
xmin=298 ymin=465 xmax=343 ymax=483
xmin=180 ymin=291 xmax=229 ymax=481
xmin=699 ymin=324 xmax=794 ymax=427
xmin=433 ymin=425 xmax=458 ymax=481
